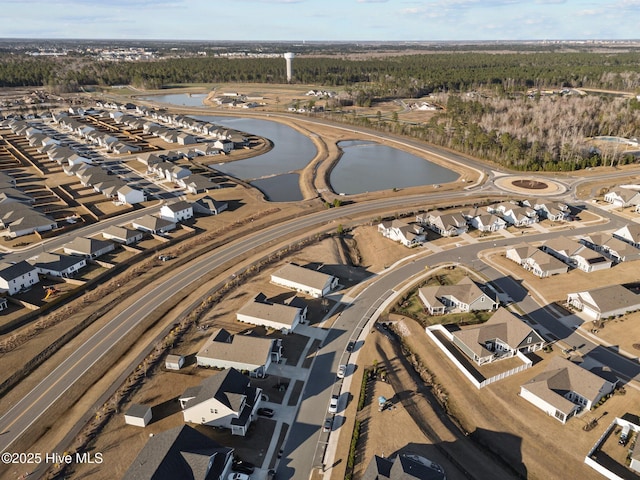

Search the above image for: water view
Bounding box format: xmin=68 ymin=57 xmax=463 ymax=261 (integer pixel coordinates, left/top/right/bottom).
xmin=330 ymin=140 xmax=459 ymax=195
xmin=139 ymin=93 xmax=208 ymax=107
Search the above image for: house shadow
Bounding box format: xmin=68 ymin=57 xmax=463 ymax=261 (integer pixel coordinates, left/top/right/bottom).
xmin=221 ymin=198 xmax=244 ymax=212
xmin=489 ymin=274 xmax=529 ymax=303
xmin=300 ymin=262 xmax=374 ymax=288
xmin=374 ymin=434 xmax=527 ymax=480
xmin=150 ymin=395 xmax=183 ymax=423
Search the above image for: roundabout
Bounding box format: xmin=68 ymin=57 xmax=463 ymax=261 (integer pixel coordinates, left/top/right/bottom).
xmin=493 ymin=174 xmax=567 ymax=196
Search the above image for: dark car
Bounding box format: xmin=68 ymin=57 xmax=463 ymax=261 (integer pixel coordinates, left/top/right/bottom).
xmin=346 ymin=341 xmax=355 ymax=352
xmin=232 ymin=460 xmax=255 ymax=474
xmin=323 ymin=417 xmax=333 ymax=432
xmin=258 ymin=407 xmax=275 ymax=418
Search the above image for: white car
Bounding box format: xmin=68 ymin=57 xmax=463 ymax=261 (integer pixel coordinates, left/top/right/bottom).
xmin=328 ymin=395 xmax=339 ymax=414
xmin=337 ymin=364 xmax=347 ymax=379
xmin=228 ymin=473 xmax=249 ymax=480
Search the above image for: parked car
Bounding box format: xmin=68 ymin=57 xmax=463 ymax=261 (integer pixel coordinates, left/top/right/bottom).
xmin=323 ymin=417 xmax=333 ymax=432
xmin=258 ymin=407 xmax=274 ymax=418
xmin=346 ymin=341 xmax=355 ymax=352
xmin=328 ymin=395 xmax=339 ymax=414
xmin=232 ymin=459 xmax=255 ymax=474
xmin=228 ymin=473 xmax=249 ymax=480
xmin=337 ymin=364 xmax=347 ymax=379
xmin=620 ymin=425 xmax=631 ymax=445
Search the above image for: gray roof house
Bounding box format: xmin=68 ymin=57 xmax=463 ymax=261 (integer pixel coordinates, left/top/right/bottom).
xmin=122 ymin=425 xmax=233 ymax=480
xmin=520 ymin=356 xmax=617 ymax=424
xmin=193 ymin=196 xmax=228 ymax=216
xmin=452 ymin=308 xmax=545 ymax=366
xmin=132 ymin=215 xmax=176 ymax=234
xmin=196 ymin=328 xmax=281 ymax=377
xmin=0 ymin=261 xmax=40 ymax=296
xmin=567 ymin=284 xmax=640 ymax=320
xmin=270 ymin=263 xmax=339 ymax=298
xmin=28 ymin=252 xmax=87 ymax=278
xmin=179 ymin=368 xmax=262 ymax=436
xmin=362 ymin=453 xmax=446 ymax=480
xmin=505 ymin=243 xmax=568 ymax=278
xmin=236 ymin=293 xmax=307 ymax=333
xmin=418 ymin=276 xmax=499 ymax=315
xmin=101 ymin=225 xmax=143 ymax=245
xmin=64 ymin=237 xmax=115 ymax=259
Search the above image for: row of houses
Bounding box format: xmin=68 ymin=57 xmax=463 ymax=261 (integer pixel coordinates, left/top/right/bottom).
xmin=0 ymin=172 xmax=59 ymax=239
xmin=52 ymin=112 xmax=141 ymax=154
xmin=64 ymin=162 xmax=146 ymax=205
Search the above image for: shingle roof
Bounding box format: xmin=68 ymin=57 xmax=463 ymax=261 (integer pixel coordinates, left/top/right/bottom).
xmin=197 ymin=328 xmax=274 ymax=367
xmin=271 ymin=263 xmax=336 ymax=292
xmin=0 ymin=260 xmax=36 ymax=281
xmin=183 ymin=368 xmax=252 ymax=412
xmin=122 ymin=425 xmax=232 ymax=480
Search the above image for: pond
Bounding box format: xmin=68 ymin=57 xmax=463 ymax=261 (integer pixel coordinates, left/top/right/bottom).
xmin=192 ymin=116 xmax=317 ymax=202
xmin=139 ymin=93 xmax=208 ymax=107
xmin=330 ymin=140 xmax=459 ymax=195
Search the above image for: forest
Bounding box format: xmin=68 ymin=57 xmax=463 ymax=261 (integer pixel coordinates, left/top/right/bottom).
xmin=2 ymin=48 xmax=640 ymax=171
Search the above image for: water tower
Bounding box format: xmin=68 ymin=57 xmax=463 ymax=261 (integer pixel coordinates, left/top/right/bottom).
xmin=284 ymin=52 xmax=295 ymax=83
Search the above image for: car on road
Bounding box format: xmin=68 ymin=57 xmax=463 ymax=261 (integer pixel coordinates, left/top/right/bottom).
xmin=228 ymin=473 xmax=249 ymax=480
xmin=337 ymin=364 xmax=347 ymax=379
xmin=323 ymin=417 xmax=333 ymax=432
xmin=232 ymin=459 xmax=255 ymax=474
xmin=258 ymin=407 xmax=274 ymax=418
xmin=328 ymin=395 xmax=339 ymax=414
xmin=346 ymin=341 xmax=355 ymax=352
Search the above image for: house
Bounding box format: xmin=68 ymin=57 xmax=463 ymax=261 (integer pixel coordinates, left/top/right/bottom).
xmin=178 ymin=174 xmax=219 ymax=194
xmin=28 ymin=252 xmax=86 ymax=278
xmin=580 ymin=233 xmax=640 ymax=263
xmin=122 ymin=425 xmax=233 ymax=480
xmin=418 ymin=276 xmax=499 ymax=315
xmin=165 ymin=354 xmax=185 ymax=370
xmin=533 ymin=201 xmax=570 ymax=222
xmin=63 ymin=237 xmax=115 ymax=259
xmin=604 ymin=187 xmax=640 ymax=207
xmin=4 ymin=212 xmax=58 ymax=238
xmin=236 ymin=293 xmax=307 ymax=332
xmin=132 ymin=215 xmax=176 ymax=234
xmin=467 ymin=213 xmax=506 ymax=232
xmin=169 ymin=165 xmax=191 ymax=182
xmin=117 ymin=185 xmax=145 ymax=205
xmin=124 ymin=404 xmax=152 ymax=427
xmin=179 ymin=368 xmax=261 ymax=436
xmin=520 ymin=356 xmax=617 ymax=424
xmin=196 ymin=328 xmax=282 ymax=377
xmin=452 ymin=308 xmax=545 ymax=366
xmin=505 ymin=243 xmax=568 ymax=278
xmin=500 ymin=205 xmax=538 ymax=226
xmin=377 ymin=219 xmax=425 ymax=247
xmin=613 ymin=224 xmax=640 ymax=248
xmin=101 ymin=225 xmax=143 ymax=245
xmin=214 ymin=139 xmax=233 ymax=153
xmin=542 ymin=237 xmax=612 ymax=272
xmin=0 ymin=261 xmax=40 ymax=295
xmin=271 ymin=263 xmax=339 ymax=298
xmin=567 ymin=284 xmax=640 ymax=320
xmin=193 ymin=196 xmax=228 ymax=215
xmin=417 ymin=210 xmax=468 ymax=237
xmin=362 ymin=453 xmax=446 ymax=480
xmin=160 ymin=201 xmax=193 ymax=223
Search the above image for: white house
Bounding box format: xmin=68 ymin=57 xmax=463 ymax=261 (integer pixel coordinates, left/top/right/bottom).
xmin=567 ymin=284 xmax=640 ymax=320
xmin=604 ymin=187 xmax=640 ymax=207
xmin=28 ymin=252 xmax=87 ymax=278
xmin=63 ymin=237 xmax=115 ymax=259
xmin=236 ymin=293 xmax=307 ymax=333
xmin=132 ymin=215 xmax=176 ymax=234
xmin=377 ymin=220 xmax=425 ymax=247
xmin=117 ymin=185 xmax=146 ymax=205
xmin=0 ymin=261 xmax=40 ymax=295
xmin=520 ymin=356 xmax=617 ymax=424
xmin=417 ymin=210 xmax=468 ymax=237
xmin=160 ymin=201 xmax=193 ymax=222
xmin=418 ymin=276 xmax=499 ymax=315
xmin=179 ymin=368 xmax=261 ymax=436
xmin=505 ymin=243 xmax=569 ymax=278
xmin=271 ymin=263 xmax=339 ymax=298
xmin=613 ymin=224 xmax=640 ymax=247
xmin=196 ymin=328 xmax=281 ymax=377
xmin=102 ymin=225 xmax=143 ymax=245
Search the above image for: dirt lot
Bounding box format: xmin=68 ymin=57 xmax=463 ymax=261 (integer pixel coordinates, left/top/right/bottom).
xmin=585 ymin=310 xmax=640 ymax=359
xmin=360 ymin=318 xmax=640 ymax=480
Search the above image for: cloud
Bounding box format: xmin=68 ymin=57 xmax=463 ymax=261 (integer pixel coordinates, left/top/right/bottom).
xmin=357 ymin=0 xmax=389 ymax=3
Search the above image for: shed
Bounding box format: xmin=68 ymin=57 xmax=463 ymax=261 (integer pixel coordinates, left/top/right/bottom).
xmin=124 ymin=404 xmax=152 ymax=427
xmin=166 ymin=354 xmax=185 ymax=371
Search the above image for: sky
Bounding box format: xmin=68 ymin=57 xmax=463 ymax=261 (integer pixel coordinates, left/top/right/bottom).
xmin=1 ymin=0 xmax=639 ymax=42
